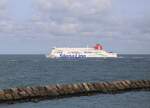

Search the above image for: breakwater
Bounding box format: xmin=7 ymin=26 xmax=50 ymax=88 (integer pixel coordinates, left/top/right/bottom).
xmin=0 ymin=80 xmax=150 ymax=104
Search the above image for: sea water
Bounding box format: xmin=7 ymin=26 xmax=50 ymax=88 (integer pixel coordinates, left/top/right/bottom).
xmin=0 ymin=55 xmax=150 ymax=108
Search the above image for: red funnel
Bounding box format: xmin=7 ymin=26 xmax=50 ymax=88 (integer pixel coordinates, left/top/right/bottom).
xmin=94 ymin=44 xmax=103 ymax=50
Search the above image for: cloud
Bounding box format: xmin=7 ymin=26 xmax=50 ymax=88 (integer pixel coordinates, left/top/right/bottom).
xmin=34 ymin=0 xmax=150 ymax=42
xmin=0 ymin=0 xmax=111 ymax=38
xmin=32 ymin=0 xmax=150 ymax=42
xmin=0 ymin=0 xmax=8 ymax=16
xmin=0 ymin=0 xmax=7 ymax=9
xmin=33 ymin=0 xmax=111 ymax=23
xmin=30 ymin=0 xmax=112 ymax=36
xmin=35 ymin=0 xmax=111 ymax=15
xmin=0 ymin=0 xmax=149 ymax=54
xmin=0 ymin=0 xmax=150 ymax=43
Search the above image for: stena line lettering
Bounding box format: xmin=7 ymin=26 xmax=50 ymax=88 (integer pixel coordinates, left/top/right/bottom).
xmin=60 ymin=53 xmax=86 ymax=58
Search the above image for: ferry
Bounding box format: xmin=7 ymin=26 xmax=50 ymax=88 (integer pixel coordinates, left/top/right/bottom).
xmin=47 ymin=44 xmax=118 ymax=59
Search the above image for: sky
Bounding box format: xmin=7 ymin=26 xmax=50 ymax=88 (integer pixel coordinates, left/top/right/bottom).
xmin=0 ymin=0 xmax=150 ymax=54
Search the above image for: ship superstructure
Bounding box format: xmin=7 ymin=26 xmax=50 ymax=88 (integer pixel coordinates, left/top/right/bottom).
xmin=47 ymin=44 xmax=118 ymax=58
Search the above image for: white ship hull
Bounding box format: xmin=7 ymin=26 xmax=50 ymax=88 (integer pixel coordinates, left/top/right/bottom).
xmin=47 ymin=44 xmax=118 ymax=59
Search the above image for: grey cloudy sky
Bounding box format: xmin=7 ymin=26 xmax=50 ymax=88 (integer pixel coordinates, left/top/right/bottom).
xmin=0 ymin=0 xmax=150 ymax=54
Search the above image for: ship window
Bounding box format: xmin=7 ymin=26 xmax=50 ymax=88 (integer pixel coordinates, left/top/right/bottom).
xmin=70 ymin=52 xmax=79 ymax=54
xmin=84 ymin=51 xmax=92 ymax=53
xmin=56 ymin=51 xmax=62 ymax=53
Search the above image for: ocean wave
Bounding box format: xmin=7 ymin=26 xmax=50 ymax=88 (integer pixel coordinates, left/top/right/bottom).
xmin=8 ymin=60 xmax=17 ymax=62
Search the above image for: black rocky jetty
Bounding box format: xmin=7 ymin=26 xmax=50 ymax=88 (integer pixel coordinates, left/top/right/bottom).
xmin=0 ymin=80 xmax=150 ymax=104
